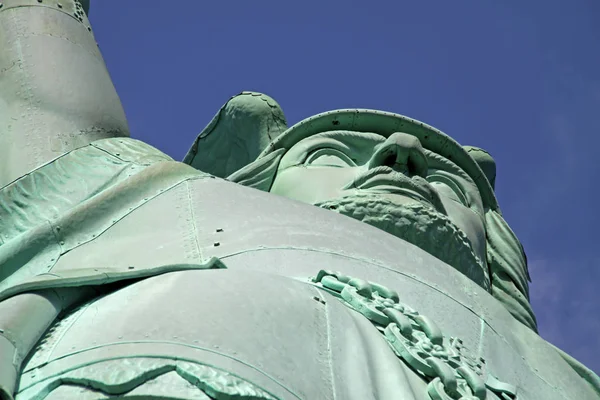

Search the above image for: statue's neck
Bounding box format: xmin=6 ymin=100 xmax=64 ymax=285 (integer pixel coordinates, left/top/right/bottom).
xmin=0 ymin=0 xmax=129 ymax=188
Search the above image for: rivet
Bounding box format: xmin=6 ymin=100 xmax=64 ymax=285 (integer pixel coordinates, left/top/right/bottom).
xmin=57 ymin=3 xmax=62 ymax=8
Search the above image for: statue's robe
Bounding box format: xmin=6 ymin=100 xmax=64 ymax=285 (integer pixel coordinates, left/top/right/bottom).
xmin=0 ymin=138 xmax=598 ymax=399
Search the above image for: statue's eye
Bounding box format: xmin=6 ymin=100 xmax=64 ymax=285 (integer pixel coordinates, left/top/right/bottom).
xmin=305 ymin=148 xmax=356 ymax=168
xmin=426 ymin=173 xmax=469 ymax=206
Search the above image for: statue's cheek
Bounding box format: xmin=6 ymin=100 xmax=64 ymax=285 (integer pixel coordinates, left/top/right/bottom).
xmin=271 ymin=166 xmax=357 ymax=204
xmin=438 ymin=197 xmax=487 ymax=263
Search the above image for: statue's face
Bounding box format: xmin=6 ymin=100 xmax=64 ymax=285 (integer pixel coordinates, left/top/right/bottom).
xmin=270 ymin=131 xmax=489 ymax=284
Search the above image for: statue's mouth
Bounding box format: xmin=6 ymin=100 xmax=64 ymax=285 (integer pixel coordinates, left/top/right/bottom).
xmin=358 ymin=183 xmax=433 ymax=208
xmin=345 ymin=166 xmax=445 ymax=213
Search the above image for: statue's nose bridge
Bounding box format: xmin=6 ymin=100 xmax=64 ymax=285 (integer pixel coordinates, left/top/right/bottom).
xmin=367 ymin=132 xmax=428 ymax=176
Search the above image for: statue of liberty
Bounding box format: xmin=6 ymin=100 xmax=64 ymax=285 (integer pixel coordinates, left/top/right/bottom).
xmin=0 ymin=1 xmax=598 ymax=399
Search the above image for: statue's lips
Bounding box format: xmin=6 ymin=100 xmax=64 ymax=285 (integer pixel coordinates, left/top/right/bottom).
xmin=342 ymin=166 xmax=444 ymax=212
xmin=359 ymin=184 xmax=433 ymax=207
xmin=354 ymin=174 xmax=437 ymax=210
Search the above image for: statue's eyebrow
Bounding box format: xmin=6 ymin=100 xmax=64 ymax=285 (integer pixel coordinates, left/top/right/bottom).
xmin=425 ymin=149 xmax=473 ymax=182
xmin=309 ymin=130 xmax=385 ymax=141
xmin=278 ymin=131 xmax=384 ymax=170
xmin=296 ymin=131 xmax=385 ymax=154
xmin=425 ymin=149 xmax=484 ymax=214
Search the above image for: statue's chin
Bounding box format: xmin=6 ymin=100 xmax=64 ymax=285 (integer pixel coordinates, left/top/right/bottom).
xmin=314 ymin=193 xmax=488 ymax=288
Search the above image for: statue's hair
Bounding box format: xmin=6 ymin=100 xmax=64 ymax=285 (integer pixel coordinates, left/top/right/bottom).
xmin=227 ymin=149 xmax=285 ymax=192
xmin=229 ymin=155 xmax=538 ymax=332
xmin=485 ymin=209 xmax=537 ymax=331
xmin=423 ymin=148 xmax=537 ymax=331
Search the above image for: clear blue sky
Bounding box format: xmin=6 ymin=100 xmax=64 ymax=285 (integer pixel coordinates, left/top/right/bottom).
xmin=90 ymin=1 xmax=599 ymax=373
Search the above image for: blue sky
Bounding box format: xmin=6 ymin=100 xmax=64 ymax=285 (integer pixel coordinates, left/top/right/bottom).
xmin=90 ymin=1 xmax=599 ymax=373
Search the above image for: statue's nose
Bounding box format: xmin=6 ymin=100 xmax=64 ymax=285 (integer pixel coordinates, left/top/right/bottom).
xmin=367 ymin=132 xmax=428 ymax=177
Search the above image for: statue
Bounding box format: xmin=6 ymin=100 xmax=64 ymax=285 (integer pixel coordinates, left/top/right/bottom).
xmin=0 ymin=1 xmax=598 ymax=399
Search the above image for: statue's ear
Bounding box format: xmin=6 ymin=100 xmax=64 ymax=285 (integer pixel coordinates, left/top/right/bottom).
xmin=463 ymin=146 xmax=496 ymax=190
xmin=183 ymin=92 xmax=287 ymax=178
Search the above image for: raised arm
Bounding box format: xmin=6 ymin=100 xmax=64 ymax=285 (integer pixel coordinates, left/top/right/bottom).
xmin=0 ymin=0 xmax=128 ymax=187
